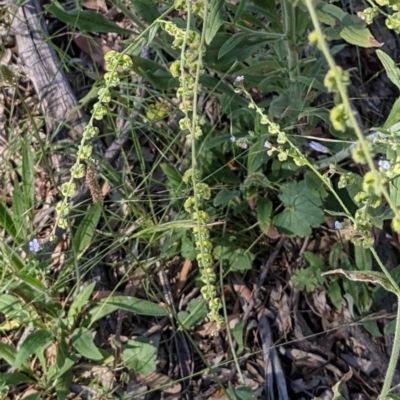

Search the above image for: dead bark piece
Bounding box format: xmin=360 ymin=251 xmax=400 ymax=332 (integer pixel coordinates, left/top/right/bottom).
xmin=11 ymin=0 xmax=87 ymax=140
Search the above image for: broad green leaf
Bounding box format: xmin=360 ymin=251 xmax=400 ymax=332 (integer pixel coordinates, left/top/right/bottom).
xmin=177 ymin=299 xmax=207 ymax=330
xmin=129 ymin=56 xmax=176 ymax=90
xmin=88 ymin=296 xmax=168 ymax=325
xmin=229 ymin=249 xmax=254 ymax=273
xmin=273 ymin=181 xmax=324 ymax=237
xmin=22 ymin=139 xmax=34 ymax=221
xmin=73 ymin=204 xmax=101 ymax=255
xmin=0 ymin=294 xmax=31 ymax=321
xmin=14 ymin=330 xmax=53 ymax=369
xmin=384 ymin=319 xmax=396 ymax=335
xmin=373 ymin=265 xmax=400 ymax=305
xmin=71 ymin=327 xmax=103 ymax=360
xmin=232 ymin=320 xmax=245 ymax=355
xmin=328 ymin=280 xmax=342 ymax=309
xmin=233 ymin=0 xmax=249 ymax=24
xmin=362 ymin=320 xmax=381 ymax=338
xmin=390 ymin=175 xmax=400 ymax=208
xmin=377 ymin=50 xmax=400 ymax=90
xmin=68 ymin=282 xmax=96 ymax=325
xmin=87 ymin=302 xmax=120 ymax=325
xmin=52 ymin=339 xmax=76 ymax=380
xmin=322 ymin=269 xmax=398 ymax=294
xmin=257 ymin=197 xmax=272 ymax=234
xmin=384 ymin=97 xmax=400 ymax=129
xmin=292 ymin=267 xmax=324 ymax=292
xmin=315 ymin=1 xmax=346 ymax=26
xmin=160 ymin=164 xmax=183 ymax=189
xmin=226 ymin=387 xmax=257 ymax=400
xmin=340 ymin=26 xmax=381 ymax=48
xmin=213 ymin=189 xmax=240 ymax=207
xmin=0 ymin=342 xmax=31 ymax=374
xmin=104 ymin=296 xmax=168 ymax=316
xmin=0 ymin=373 xmax=34 ymax=385
xmin=304 ymin=252 xmax=325 ymax=269
xmin=205 ymin=0 xmax=224 ymax=45
xmin=354 ymin=246 xmax=372 ymax=271
xmin=205 ymin=33 xmax=270 ymax=69
xmin=0 ymin=202 xmax=21 ymax=244
xmin=44 ymin=2 xmax=134 ymax=34
xmin=218 ymin=32 xmax=247 ymax=59
xmin=56 ymin=369 xmax=72 ymax=400
xmin=122 ymin=338 xmax=157 ymax=375
xmin=12 ymin=181 xmax=26 ymax=240
xmin=214 ymin=246 xmax=255 ymax=273
xmin=129 ymin=0 xmax=159 ymax=24
xmin=329 ymin=242 xmax=343 ymax=269
xmin=305 ymin=171 xmax=328 ymax=201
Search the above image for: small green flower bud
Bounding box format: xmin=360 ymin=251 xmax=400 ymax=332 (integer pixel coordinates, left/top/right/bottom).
xmin=83 ymin=126 xmax=99 ymax=139
xmin=98 ymin=88 xmax=111 ymax=103
xmin=58 ymin=218 xmax=68 ymax=229
xmin=56 ymin=202 xmax=69 ymax=216
xmin=78 ymin=144 xmax=93 ymax=160
xmin=104 ymin=72 xmax=120 ymax=87
xmin=71 ymin=164 xmax=85 ymax=179
xmin=330 ymin=104 xmax=347 ymax=132
xmin=61 ymin=182 xmax=76 ymax=197
xmin=92 ymin=103 xmax=107 ymax=120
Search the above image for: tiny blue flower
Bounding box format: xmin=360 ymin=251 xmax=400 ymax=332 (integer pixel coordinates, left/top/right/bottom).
xmin=234 ymin=75 xmax=244 ymax=84
xmin=230 ymin=136 xmax=236 ymax=143
xmin=309 ymin=141 xmax=329 ymax=154
xmin=240 ymin=143 xmax=248 ymax=149
xmin=378 ymin=159 xmax=391 ymax=171
xmin=264 ymin=141 xmax=271 ymax=148
xmin=29 ymin=238 xmax=40 ymax=253
xmin=334 ymin=221 xmax=342 ymax=230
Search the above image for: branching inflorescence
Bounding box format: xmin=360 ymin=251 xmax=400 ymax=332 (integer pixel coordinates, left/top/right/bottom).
xmin=164 ymin=1 xmax=224 ymax=331
xmin=53 ymin=51 xmax=133 ymax=231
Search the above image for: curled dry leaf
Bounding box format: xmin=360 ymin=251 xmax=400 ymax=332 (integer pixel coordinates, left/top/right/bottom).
xmin=82 ymin=0 xmax=107 ymax=12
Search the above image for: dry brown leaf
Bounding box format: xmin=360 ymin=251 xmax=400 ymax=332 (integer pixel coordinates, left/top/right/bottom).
xmin=138 ymin=371 xmax=181 ymax=394
xmin=74 ymin=35 xmax=113 ymax=69
xmin=266 ymin=225 xmax=281 ymax=239
xmin=174 ymin=259 xmax=192 ymax=296
xmin=82 ymin=0 xmax=108 ymax=12
xmin=269 ymin=284 xmax=292 ymax=336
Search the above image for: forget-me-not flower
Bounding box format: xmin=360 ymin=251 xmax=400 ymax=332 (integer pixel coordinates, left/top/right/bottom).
xmin=309 ymin=141 xmax=329 ymax=154
xmin=234 ymin=76 xmax=244 ymax=84
xmin=378 ymin=159 xmax=391 ymax=171
xmin=334 ymin=221 xmax=342 ymax=230
xmin=264 ymin=141 xmax=271 ymax=148
xmin=29 ymin=238 xmax=40 ymax=253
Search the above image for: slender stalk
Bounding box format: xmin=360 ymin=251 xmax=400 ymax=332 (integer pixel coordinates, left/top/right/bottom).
xmin=380 ymin=295 xmax=400 ymax=399
xmin=304 ymin=1 xmax=400 ymax=397
xmin=282 ymin=0 xmax=300 ymax=99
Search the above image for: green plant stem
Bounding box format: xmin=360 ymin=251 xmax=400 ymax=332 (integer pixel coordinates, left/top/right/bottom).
xmin=282 ymin=0 xmax=300 ymax=99
xmin=370 ymin=247 xmax=400 ymax=292
xmin=380 ymin=295 xmax=400 ymax=399
xmin=304 ymin=0 xmax=398 ymax=215
xmin=304 ymin=1 xmax=400 ymax=397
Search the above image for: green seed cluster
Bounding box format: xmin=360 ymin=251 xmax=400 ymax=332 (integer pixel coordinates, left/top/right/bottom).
xmin=164 ymin=11 xmax=224 ymax=330
xmin=54 ymin=51 xmax=133 ymax=230
xmin=359 ymin=1 xmax=400 ymax=33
